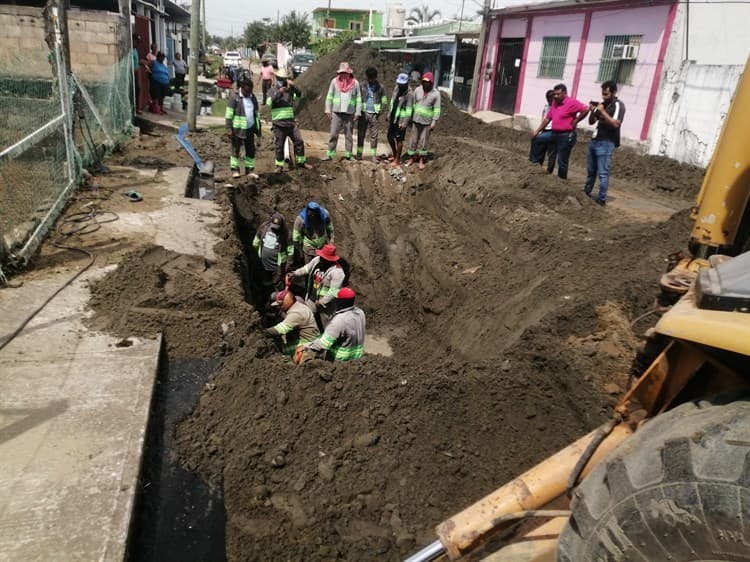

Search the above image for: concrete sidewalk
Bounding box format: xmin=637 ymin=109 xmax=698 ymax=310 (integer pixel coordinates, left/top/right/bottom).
xmin=0 ymin=165 xmax=220 ymax=561
xmin=0 ymin=270 xmax=161 ymax=562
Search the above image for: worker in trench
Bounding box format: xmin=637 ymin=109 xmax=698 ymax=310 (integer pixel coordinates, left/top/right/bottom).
xmin=287 ymin=243 xmax=346 ymax=330
xmin=299 ymin=287 xmax=366 ymax=363
xmin=267 ymin=68 xmax=312 ymax=173
xmin=406 ymin=72 xmax=441 ymax=170
xmin=264 ymin=287 xmax=320 ymax=361
xmin=291 ymin=201 xmax=334 ymax=265
xmin=251 ymin=212 xmax=290 ymax=308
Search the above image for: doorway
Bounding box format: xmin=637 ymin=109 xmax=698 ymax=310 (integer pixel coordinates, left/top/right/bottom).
xmin=491 ymin=38 xmax=524 ymax=115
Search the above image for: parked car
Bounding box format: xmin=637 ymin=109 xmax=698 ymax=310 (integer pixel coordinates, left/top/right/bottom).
xmin=223 ymin=51 xmax=242 ymax=68
xmin=288 ymin=53 xmax=315 ymax=78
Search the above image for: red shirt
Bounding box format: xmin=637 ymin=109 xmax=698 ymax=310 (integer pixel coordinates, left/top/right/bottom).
xmin=546 ymin=96 xmax=588 ymax=132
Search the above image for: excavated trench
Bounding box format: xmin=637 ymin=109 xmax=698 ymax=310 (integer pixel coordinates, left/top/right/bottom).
xmin=172 ymin=153 xmax=691 ymax=561
xmin=89 ymin=121 xmax=701 ymax=561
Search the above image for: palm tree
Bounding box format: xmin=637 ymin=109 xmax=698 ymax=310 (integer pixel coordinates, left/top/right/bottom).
xmin=406 ymin=5 xmax=442 ymax=26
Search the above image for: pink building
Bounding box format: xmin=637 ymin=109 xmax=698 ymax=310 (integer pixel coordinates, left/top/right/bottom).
xmin=474 ymin=0 xmax=678 ymax=141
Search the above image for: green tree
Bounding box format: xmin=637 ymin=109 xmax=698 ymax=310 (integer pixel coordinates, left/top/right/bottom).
xmin=406 ymin=5 xmax=442 ymax=25
xmin=280 ymin=11 xmax=311 ymax=50
xmin=244 ymin=20 xmax=269 ymax=53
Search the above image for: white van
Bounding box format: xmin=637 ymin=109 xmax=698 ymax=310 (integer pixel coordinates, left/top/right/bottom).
xmin=223 ymin=51 xmax=241 ymax=68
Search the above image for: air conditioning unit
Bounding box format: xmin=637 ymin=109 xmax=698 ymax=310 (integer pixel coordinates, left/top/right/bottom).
xmin=611 ymin=44 xmax=639 ymax=60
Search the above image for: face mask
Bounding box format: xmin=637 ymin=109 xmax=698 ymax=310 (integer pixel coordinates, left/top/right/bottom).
xmin=398 ymin=83 xmax=407 ymax=94
xmin=422 ymin=82 xmax=433 ymax=92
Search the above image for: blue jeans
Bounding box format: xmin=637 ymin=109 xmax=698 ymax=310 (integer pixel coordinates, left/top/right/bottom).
xmin=584 ymin=140 xmax=616 ymax=202
xmin=552 ymin=131 xmax=577 ymax=179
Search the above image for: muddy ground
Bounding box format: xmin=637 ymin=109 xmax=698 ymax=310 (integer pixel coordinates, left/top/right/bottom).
xmin=72 ymin=44 xmax=707 ymax=561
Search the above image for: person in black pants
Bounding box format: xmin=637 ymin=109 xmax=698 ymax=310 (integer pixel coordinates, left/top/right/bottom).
xmin=529 ymin=89 xmax=558 ymax=173
xmin=225 ymin=77 xmax=260 ymax=177
xmin=531 ymin=83 xmax=589 ymax=179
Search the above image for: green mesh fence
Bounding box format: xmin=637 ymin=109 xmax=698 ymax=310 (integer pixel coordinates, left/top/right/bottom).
xmin=0 ymin=49 xmax=133 ymax=272
xmin=74 ymin=55 xmax=133 ymax=168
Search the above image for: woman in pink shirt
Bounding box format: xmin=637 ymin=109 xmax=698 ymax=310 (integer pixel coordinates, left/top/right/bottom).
xmin=532 ymin=83 xmax=589 ymax=179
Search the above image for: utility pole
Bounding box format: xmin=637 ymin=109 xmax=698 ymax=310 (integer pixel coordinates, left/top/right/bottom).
xmin=201 ymin=0 xmax=206 ymax=50
xmin=467 ymin=0 xmax=491 ymax=114
xmin=187 ymin=0 xmax=200 ymax=131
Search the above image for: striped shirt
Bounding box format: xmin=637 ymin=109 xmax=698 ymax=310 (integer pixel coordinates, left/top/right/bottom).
xmin=592 ymin=98 xmax=626 ymax=147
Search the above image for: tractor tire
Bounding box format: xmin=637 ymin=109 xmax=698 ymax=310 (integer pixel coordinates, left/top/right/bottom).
xmin=557 ymin=396 xmax=750 ymax=562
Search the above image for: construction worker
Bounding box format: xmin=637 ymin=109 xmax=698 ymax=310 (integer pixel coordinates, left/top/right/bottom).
xmin=292 ymin=201 xmax=334 ymax=265
xmin=225 ymin=77 xmax=261 ymax=178
xmin=323 ymin=62 xmax=361 ymax=161
xmin=303 ymin=287 xmax=366 ymax=362
xmin=267 ymin=67 xmax=312 ymax=173
xmin=407 ymin=71 xmax=441 ymax=170
xmin=252 ymin=212 xmax=289 ymax=306
xmin=387 ymin=72 xmax=413 ymax=166
xmin=265 ymin=288 xmax=320 ymax=358
xmin=356 ymin=67 xmax=387 ymax=162
xmin=287 ymin=243 xmax=345 ymax=329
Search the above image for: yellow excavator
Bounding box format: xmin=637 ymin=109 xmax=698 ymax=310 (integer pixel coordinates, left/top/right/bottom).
xmin=407 ymin=57 xmax=750 ymax=562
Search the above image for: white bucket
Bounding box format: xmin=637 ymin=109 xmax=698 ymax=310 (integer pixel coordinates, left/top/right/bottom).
xmin=162 ymin=97 xmax=172 ymax=110
xmin=172 ymin=94 xmax=182 ymax=111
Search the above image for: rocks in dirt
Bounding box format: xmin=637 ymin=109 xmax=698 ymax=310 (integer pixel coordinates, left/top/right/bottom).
xmin=317 ymin=456 xmax=337 ymax=482
xmin=271 ymin=454 xmax=286 ymax=468
xmin=352 ymin=432 xmax=380 ymax=448
xmin=604 ymin=382 xmax=622 ymax=395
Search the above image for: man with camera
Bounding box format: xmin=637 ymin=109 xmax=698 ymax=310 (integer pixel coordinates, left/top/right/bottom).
xmin=584 ymin=81 xmax=625 ymax=206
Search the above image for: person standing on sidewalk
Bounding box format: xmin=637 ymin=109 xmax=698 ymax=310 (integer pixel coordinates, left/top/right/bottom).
xmin=532 ymin=83 xmax=589 ymax=180
xmin=149 ymin=52 xmax=170 ymax=115
xmin=323 ymin=62 xmax=361 ymax=161
xmin=406 ymin=72 xmax=441 ymax=170
xmin=356 ymin=67 xmax=387 ymax=162
xmin=260 ymin=59 xmax=275 ymax=106
xmin=584 ymin=81 xmax=625 ymax=206
xmin=172 ymin=52 xmax=187 ymax=90
xmin=387 ymin=72 xmax=413 ymax=166
xmin=267 ymin=68 xmax=312 ymax=173
xmin=226 ymin=77 xmax=261 ymax=178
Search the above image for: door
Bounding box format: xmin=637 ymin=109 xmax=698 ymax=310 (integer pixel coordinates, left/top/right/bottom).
xmin=452 ymin=44 xmax=477 ymax=110
xmin=491 ymin=38 xmax=524 ymax=115
xmin=134 ymin=16 xmax=151 ymax=110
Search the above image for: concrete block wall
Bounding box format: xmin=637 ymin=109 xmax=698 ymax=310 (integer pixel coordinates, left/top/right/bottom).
xmin=0 ymin=5 xmax=124 ymax=82
xmin=0 ymin=6 xmax=50 ymax=78
xmin=68 ymin=8 xmax=124 ymax=81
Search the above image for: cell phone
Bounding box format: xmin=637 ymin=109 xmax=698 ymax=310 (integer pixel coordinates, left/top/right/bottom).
xmin=590 ymin=100 xmax=599 ymax=106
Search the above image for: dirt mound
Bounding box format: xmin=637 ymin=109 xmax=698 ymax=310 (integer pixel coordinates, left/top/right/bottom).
xmin=174 ymin=138 xmax=694 ymax=559
xmin=295 ymin=43 xmax=403 ymax=133
xmin=86 ymin=245 xmax=254 ymax=358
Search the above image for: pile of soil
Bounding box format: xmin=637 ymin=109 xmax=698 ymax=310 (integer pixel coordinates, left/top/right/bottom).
xmin=174 ymin=119 xmax=697 ymax=560
xmin=80 ymin=43 xmax=709 ymax=561
xmin=86 ymin=244 xmax=254 ymax=358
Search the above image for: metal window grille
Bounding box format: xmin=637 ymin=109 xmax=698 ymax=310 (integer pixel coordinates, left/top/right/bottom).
xmin=597 ymin=35 xmax=642 ymax=85
xmin=538 ymin=36 xmax=570 ymax=79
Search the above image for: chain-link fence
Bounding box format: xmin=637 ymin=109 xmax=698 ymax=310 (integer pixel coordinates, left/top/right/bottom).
xmin=0 ymin=7 xmax=132 ymax=281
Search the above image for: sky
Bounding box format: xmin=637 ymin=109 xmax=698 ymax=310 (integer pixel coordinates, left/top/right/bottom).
xmin=203 ymin=0 xmax=530 ymax=37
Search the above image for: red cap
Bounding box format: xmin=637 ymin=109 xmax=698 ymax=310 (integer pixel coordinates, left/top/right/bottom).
xmin=315 ymin=243 xmax=340 ymax=262
xmin=421 ymin=72 xmax=434 ymax=83
xmin=337 ymin=287 xmax=355 ymax=299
